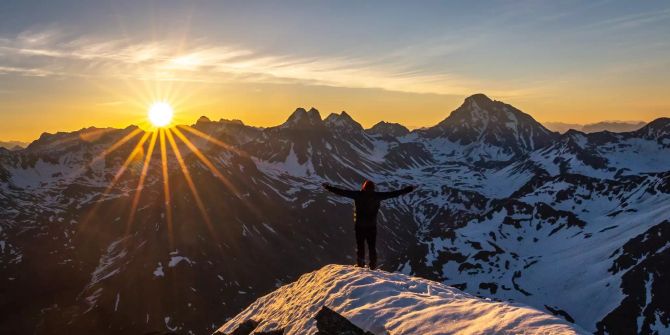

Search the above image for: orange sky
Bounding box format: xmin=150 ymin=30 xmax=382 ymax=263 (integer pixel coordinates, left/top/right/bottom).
xmin=1 ymin=1 xmax=668 ymax=142
xmin=2 ymin=76 xmax=667 ymax=142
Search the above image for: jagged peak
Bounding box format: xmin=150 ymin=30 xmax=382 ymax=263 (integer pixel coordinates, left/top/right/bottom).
xmin=194 ymin=116 xmax=246 ymax=129
xmin=197 ymin=116 xmax=212 ymax=123
xmin=281 ymin=107 xmax=324 ymax=129
xmin=222 ymin=119 xmax=245 ymax=126
xmin=367 ymin=121 xmax=410 ymax=137
xmin=324 ymin=111 xmax=363 ymax=132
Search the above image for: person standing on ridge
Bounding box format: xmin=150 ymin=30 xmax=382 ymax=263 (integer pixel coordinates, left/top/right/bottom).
xmin=322 ymin=180 xmax=415 ymax=270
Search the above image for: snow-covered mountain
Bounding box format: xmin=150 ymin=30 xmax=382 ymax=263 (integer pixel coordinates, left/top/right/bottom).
xmin=524 ymin=118 xmax=670 ymax=179
xmin=216 ymin=264 xmax=586 ymax=335
xmin=0 ymin=93 xmax=668 ymax=334
xmin=417 ymin=93 xmax=558 ymax=162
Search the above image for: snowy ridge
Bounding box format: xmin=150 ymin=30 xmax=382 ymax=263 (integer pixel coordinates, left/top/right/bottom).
xmin=215 ymin=264 xmax=585 ymax=335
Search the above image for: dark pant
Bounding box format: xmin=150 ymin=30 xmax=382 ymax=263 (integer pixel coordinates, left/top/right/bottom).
xmin=355 ymin=225 xmax=377 ymax=269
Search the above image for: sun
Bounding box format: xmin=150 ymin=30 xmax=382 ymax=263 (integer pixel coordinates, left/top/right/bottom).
xmin=148 ymin=102 xmax=174 ymax=127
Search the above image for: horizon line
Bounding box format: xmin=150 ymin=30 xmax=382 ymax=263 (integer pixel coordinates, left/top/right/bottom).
xmin=1 ymin=109 xmax=657 ymax=145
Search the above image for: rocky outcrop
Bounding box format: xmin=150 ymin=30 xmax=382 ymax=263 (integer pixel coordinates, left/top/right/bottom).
xmin=315 ymin=306 xmax=374 ymax=335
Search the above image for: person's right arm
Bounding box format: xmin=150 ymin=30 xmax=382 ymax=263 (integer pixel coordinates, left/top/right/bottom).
xmin=322 ymin=183 xmax=359 ymax=199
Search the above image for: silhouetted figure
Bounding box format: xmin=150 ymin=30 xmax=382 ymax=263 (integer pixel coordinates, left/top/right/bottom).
xmin=322 ymin=180 xmax=414 ymax=270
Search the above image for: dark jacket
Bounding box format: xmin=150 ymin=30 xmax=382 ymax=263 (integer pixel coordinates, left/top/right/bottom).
xmin=324 ymin=185 xmax=414 ymax=227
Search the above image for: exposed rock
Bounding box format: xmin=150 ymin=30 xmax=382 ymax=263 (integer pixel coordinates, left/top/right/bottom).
xmin=324 ymin=111 xmax=364 ymax=133
xmin=255 ymin=330 xmax=284 ymax=335
xmin=366 ymin=121 xmax=409 ymax=137
xmin=280 ymin=107 xmax=324 ymax=129
xmin=315 ymin=306 xmax=374 ymax=335
xmin=227 ymin=319 xmax=259 ymax=335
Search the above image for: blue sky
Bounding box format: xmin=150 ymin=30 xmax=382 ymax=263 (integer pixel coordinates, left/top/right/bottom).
xmin=1 ymin=1 xmax=669 ymax=140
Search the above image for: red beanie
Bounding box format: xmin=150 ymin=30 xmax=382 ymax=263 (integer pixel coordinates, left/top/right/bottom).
xmin=361 ymin=180 xmax=375 ymax=191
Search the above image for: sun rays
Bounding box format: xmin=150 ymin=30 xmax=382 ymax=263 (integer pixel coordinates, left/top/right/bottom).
xmin=81 ymin=101 xmax=244 ymax=245
xmin=126 ymin=130 xmax=158 ymax=235
xmin=164 ymin=128 xmax=218 ymax=240
xmin=158 ymin=129 xmax=174 ymax=248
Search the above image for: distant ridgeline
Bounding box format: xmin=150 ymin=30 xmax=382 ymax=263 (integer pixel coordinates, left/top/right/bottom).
xmin=0 ymin=140 xmax=28 ymax=151
xmin=0 ymin=94 xmax=669 ymax=334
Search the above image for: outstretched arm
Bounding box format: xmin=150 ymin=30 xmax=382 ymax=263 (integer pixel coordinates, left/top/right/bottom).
xmin=322 ymin=183 xmax=360 ymax=199
xmin=375 ymin=185 xmax=415 ymax=200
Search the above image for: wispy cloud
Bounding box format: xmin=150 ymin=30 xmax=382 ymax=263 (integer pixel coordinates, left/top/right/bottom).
xmin=0 ymin=28 xmax=532 ymax=98
xmin=584 ymin=7 xmax=670 ymax=31
xmin=0 ymin=65 xmax=61 ymax=77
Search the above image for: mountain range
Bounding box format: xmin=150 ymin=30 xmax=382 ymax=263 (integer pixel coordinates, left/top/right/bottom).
xmin=544 ymin=121 xmax=647 ymax=134
xmin=0 ymin=93 xmax=668 ymax=334
xmin=0 ymin=140 xmax=28 ymax=151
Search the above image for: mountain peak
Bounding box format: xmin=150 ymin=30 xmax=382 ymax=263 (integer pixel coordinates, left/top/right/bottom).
xmin=564 ymin=128 xmax=587 ymax=137
xmin=324 ymin=111 xmax=363 ymax=132
xmin=193 ymin=116 xmax=246 ymax=132
xmin=464 ymin=93 xmax=494 ymax=106
xmin=634 ymin=117 xmax=670 ymax=139
xmin=216 ymin=264 xmax=584 ymax=334
xmin=281 ymin=107 xmax=324 ymax=129
xmin=367 ymin=121 xmax=410 ymax=137
xmin=219 ymin=118 xmax=245 ymax=126
xmin=197 ymin=116 xmax=212 ymax=124
xmin=422 ymin=94 xmax=557 ymax=160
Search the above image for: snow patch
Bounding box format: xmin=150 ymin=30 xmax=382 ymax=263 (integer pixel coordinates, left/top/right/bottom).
xmin=169 ymin=255 xmax=193 ymax=267
xmin=153 ymin=262 xmax=164 ymax=277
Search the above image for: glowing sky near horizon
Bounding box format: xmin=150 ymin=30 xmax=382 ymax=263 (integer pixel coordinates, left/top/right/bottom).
xmin=0 ymin=0 xmax=669 ymax=141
